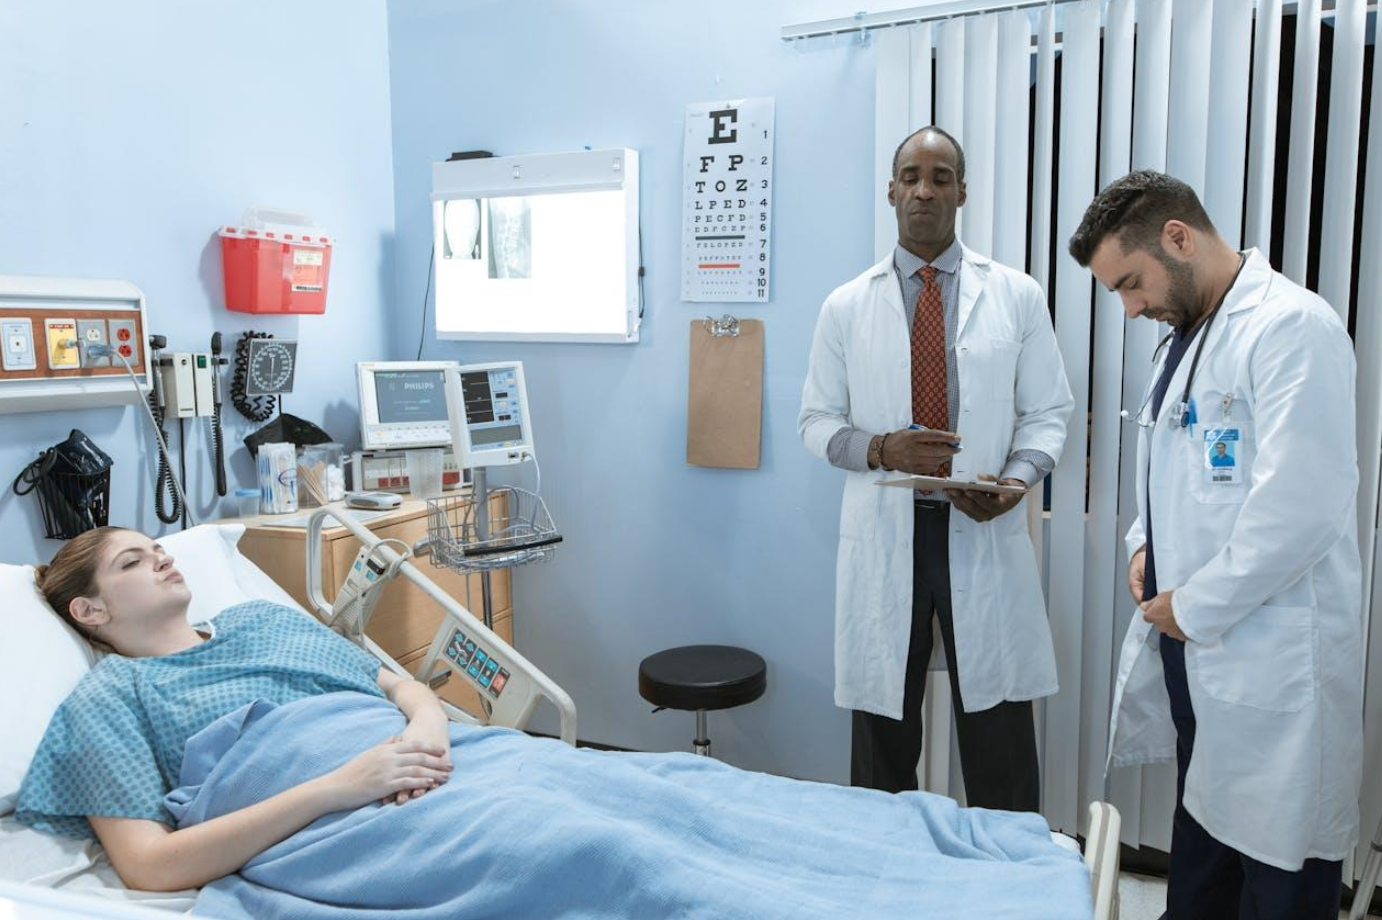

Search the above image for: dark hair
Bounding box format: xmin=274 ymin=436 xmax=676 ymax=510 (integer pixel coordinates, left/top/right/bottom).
xmin=892 ymin=126 xmax=966 ymax=182
xmin=1068 ymin=170 xmax=1216 ymax=267
xmin=35 ymin=526 xmax=128 ymax=649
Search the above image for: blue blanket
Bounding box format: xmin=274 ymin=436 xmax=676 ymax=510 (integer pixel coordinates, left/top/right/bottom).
xmin=168 ymin=692 xmax=1092 ymax=920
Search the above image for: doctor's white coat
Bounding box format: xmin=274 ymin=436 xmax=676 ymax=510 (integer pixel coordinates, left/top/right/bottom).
xmin=799 ymin=246 xmax=1073 ymax=720
xmin=1107 ymin=249 xmax=1363 ymax=871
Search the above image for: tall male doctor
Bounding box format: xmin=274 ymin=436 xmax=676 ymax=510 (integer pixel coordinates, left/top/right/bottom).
xmin=798 ymin=127 xmax=1073 ymax=810
xmin=1071 ymin=171 xmax=1363 ymax=920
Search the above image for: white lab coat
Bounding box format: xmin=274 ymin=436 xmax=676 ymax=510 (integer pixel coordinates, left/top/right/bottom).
xmin=1106 ymin=249 xmax=1363 ymax=871
xmin=799 ymin=245 xmax=1073 ymax=719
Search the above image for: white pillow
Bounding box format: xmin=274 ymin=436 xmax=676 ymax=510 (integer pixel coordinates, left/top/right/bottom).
xmin=158 ymin=525 xmax=254 ymax=625
xmin=0 ymin=524 xmax=305 ymax=814
xmin=0 ymin=564 xmax=94 ymax=815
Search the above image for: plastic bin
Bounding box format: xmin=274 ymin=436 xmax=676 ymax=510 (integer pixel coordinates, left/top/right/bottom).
xmin=219 ymin=207 xmax=332 ymax=315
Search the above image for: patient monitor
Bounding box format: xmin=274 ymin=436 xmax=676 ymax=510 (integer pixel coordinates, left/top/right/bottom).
xmin=357 ymin=361 xmax=457 ymax=450
xmin=443 ymin=361 xmax=533 ymax=468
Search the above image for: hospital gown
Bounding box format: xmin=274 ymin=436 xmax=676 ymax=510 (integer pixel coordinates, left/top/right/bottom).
xmin=15 ymin=600 xmax=382 ymax=838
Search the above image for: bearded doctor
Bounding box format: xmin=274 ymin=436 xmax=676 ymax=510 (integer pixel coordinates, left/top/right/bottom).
xmin=798 ymin=126 xmax=1073 ymax=810
xmin=1070 ymin=170 xmax=1363 ymax=920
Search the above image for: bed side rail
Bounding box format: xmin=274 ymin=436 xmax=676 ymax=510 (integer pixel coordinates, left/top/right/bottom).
xmin=1086 ymin=801 xmax=1122 ymax=920
xmin=304 ymin=507 xmax=577 ymax=745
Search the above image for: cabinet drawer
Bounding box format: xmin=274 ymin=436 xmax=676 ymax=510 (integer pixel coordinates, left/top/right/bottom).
xmin=396 ymin=613 xmax=513 ymax=720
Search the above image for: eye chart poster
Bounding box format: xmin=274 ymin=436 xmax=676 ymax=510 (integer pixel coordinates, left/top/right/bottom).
xmin=681 ymin=97 xmax=775 ymax=303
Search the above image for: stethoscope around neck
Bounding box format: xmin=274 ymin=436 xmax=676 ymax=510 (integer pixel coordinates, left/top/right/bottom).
xmin=1118 ymin=252 xmax=1247 ymax=430
xmin=1119 ymin=328 xmax=1198 ymax=429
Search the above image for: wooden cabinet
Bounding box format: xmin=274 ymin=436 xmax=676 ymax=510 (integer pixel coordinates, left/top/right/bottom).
xmin=232 ymin=496 xmax=512 ymax=718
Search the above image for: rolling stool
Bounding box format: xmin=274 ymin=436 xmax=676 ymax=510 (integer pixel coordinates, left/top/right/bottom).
xmin=638 ymin=645 xmax=767 ymax=756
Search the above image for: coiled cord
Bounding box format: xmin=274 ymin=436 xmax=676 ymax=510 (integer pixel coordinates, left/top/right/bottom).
xmin=231 ymin=331 xmax=278 ymax=422
xmin=211 ymin=403 xmax=227 ymax=497
xmin=148 ymin=391 xmax=184 ymax=525
xmin=177 ymin=417 xmax=188 ymax=529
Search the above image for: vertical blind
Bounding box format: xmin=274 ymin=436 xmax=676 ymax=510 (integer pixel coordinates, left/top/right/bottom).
xmin=872 ymin=0 xmax=1382 ymax=872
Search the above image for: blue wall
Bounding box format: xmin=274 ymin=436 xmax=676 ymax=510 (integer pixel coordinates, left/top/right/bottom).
xmin=1 ymin=0 xmax=923 ymax=784
xmin=387 ymin=0 xmax=885 ymax=780
xmin=0 ymin=0 xmax=397 ymax=560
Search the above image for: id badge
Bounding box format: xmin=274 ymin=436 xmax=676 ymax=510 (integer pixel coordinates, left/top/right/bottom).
xmin=1203 ymin=427 xmax=1242 ymax=485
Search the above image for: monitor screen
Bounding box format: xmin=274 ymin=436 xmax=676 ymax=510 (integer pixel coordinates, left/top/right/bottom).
xmin=373 ymin=370 xmax=449 ymax=424
xmin=459 ymin=367 xmax=525 ymax=450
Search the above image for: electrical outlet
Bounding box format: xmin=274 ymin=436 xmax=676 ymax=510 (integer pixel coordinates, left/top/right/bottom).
xmin=76 ymin=319 xmax=110 ymax=368
xmin=107 ymin=318 xmax=138 ymax=364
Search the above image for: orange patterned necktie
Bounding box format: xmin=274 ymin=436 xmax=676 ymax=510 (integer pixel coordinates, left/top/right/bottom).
xmin=910 ymin=266 xmax=950 ymax=477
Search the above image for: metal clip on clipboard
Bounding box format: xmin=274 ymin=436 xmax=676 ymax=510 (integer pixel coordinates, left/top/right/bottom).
xmin=705 ymin=314 xmax=741 ymax=337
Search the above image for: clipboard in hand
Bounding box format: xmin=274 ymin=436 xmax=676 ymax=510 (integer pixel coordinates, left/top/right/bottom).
xmin=686 ymin=315 xmax=764 ymax=470
xmin=876 ymin=475 xmax=1027 ymax=495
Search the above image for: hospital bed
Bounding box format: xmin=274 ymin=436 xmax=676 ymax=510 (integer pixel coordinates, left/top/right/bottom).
xmin=1350 ymin=813 xmax=1382 ymax=920
xmin=0 ymin=514 xmax=1122 ymax=919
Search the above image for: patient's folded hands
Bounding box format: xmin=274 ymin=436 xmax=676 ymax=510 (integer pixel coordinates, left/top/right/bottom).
xmin=393 ymin=714 xmax=454 ymax=805
xmin=317 ymin=737 xmax=453 ymax=812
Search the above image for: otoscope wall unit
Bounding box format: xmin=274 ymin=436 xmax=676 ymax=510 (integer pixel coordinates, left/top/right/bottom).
xmin=0 ymin=275 xmax=150 ymax=414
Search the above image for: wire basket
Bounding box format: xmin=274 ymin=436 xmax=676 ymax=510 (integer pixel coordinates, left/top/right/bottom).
xmin=12 ymin=430 xmax=113 ymax=539
xmin=426 ymin=486 xmax=562 ymax=573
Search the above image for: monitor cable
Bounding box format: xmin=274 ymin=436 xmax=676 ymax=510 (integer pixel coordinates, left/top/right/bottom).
xmin=416 ymin=248 xmax=435 ymax=361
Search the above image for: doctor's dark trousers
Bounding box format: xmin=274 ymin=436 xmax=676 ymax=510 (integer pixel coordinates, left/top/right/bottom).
xmin=850 ymin=501 xmax=1041 ymax=812
xmin=1156 ymin=635 xmax=1343 ymax=920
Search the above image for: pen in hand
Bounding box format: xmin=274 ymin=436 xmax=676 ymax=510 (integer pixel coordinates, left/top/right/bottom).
xmin=908 ymin=424 xmax=963 ymax=449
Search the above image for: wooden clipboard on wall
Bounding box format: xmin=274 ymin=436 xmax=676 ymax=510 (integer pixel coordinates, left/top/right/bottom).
xmin=687 ymin=315 xmax=764 ymax=470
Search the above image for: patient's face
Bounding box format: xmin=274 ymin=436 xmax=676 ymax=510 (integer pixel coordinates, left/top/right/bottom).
xmin=91 ymin=531 xmax=192 ymax=629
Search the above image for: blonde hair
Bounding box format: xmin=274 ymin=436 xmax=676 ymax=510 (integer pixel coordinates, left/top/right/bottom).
xmin=34 ymin=526 xmax=128 ymax=651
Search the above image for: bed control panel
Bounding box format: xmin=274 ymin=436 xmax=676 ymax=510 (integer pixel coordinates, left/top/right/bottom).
xmin=420 ymin=613 xmax=540 ymax=730
xmin=441 ymin=626 xmax=512 ymax=699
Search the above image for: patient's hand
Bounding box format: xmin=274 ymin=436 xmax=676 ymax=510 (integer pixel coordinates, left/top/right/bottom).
xmin=393 ymin=714 xmax=453 ymax=805
xmin=322 ymin=738 xmax=453 ymax=812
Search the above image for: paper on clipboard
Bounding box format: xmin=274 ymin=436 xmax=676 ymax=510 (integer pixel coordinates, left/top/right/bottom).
xmin=875 ymin=475 xmax=1028 ymax=495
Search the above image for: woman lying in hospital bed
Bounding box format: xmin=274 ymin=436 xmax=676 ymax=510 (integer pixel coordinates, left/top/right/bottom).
xmin=11 ymin=526 xmax=1097 ymax=920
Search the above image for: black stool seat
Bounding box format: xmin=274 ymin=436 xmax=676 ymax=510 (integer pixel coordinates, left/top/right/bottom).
xmin=639 ymin=645 xmax=767 ymax=712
